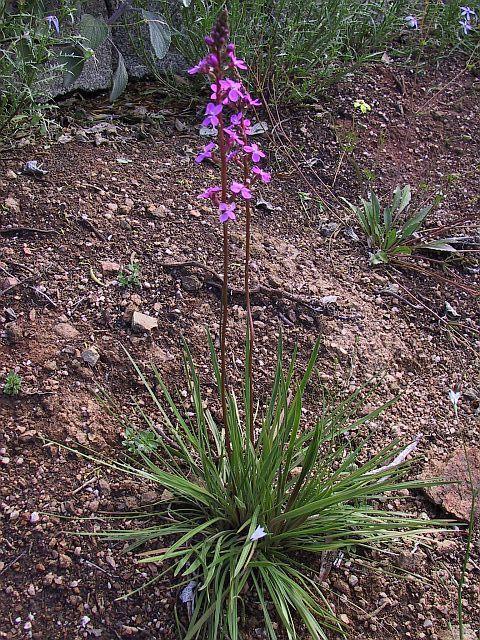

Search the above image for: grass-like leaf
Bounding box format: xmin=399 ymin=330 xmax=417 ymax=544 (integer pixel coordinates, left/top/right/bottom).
xmin=77 ymin=339 xmax=450 ymax=639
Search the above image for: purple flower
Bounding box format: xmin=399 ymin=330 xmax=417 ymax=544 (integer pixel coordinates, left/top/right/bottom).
xmin=195 ymin=142 xmax=216 ymax=163
xmin=243 ymin=93 xmax=262 ymax=107
xmin=206 ymin=53 xmax=219 ymax=67
xmin=198 ymin=185 xmax=221 ymax=200
xmin=227 ymin=44 xmax=248 ymax=70
xmin=230 ymin=112 xmax=244 ymax=126
xmin=404 ymin=15 xmax=419 ymax=29
xmin=45 ymin=15 xmax=60 ymax=34
xmin=202 ymin=103 xmax=223 ymax=127
xmin=231 ymin=181 xmax=252 ymax=200
xmin=188 ymin=58 xmax=209 ymax=75
xmin=219 ymin=201 xmax=236 ymax=223
xmin=224 ymin=127 xmax=243 ymax=146
xmin=460 ymin=17 xmax=474 ymax=33
xmin=188 ymin=53 xmax=218 ymax=75
xmin=243 ymin=143 xmax=265 ymax=163
xmin=226 ymin=149 xmax=239 ymax=162
xmin=221 ymin=79 xmax=244 ymax=103
xmin=252 ymin=166 xmax=271 ymax=183
xmin=460 ymin=6 xmax=476 ymax=21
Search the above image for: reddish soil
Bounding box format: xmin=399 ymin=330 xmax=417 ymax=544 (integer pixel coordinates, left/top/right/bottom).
xmin=1 ymin=56 xmax=479 ymax=639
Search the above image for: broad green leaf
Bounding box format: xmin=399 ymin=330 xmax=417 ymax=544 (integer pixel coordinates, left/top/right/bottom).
xmin=110 ymin=50 xmax=128 ymax=101
xmin=419 ymin=240 xmax=457 ymax=252
xmin=79 ymin=13 xmax=109 ymax=50
xmin=370 ymin=191 xmax=381 ymax=225
xmin=391 ymin=245 xmax=412 ymax=255
xmin=384 ymin=227 xmax=398 ymax=250
xmin=60 ymin=45 xmax=86 ymax=88
xmin=397 ymin=184 xmax=412 ymax=214
xmin=400 ymin=205 xmax=431 ymax=240
xmin=370 ymin=250 xmax=388 ymax=265
xmin=142 ymin=9 xmax=171 ymax=60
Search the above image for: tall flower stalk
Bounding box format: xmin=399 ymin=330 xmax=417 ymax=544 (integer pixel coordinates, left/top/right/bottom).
xmin=191 ymin=10 xmax=270 ymax=449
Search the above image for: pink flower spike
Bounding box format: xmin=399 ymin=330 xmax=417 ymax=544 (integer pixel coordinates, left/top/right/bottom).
xmin=252 ymin=166 xmax=271 ymax=183
xmin=198 ymin=186 xmax=221 ymax=200
xmin=231 ymin=181 xmax=252 ymax=200
xmin=219 ymin=201 xmax=236 ymax=223
xmin=244 ymin=143 xmax=265 ymax=163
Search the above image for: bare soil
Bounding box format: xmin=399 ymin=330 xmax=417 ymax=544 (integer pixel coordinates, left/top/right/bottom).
xmin=1 ymin=56 xmax=479 ymax=640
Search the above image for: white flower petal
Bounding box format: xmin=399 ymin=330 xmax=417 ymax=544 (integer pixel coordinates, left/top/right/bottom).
xmin=250 ymin=525 xmax=267 ymax=541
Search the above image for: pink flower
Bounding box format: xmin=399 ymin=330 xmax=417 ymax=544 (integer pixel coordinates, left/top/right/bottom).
xmin=224 ymin=127 xmax=243 ymax=146
xmin=231 ymin=181 xmax=252 ymax=200
xmin=230 ymin=112 xmax=243 ymax=126
xmin=243 ymin=143 xmax=265 ymax=163
xmin=195 ymin=142 xmax=216 ymax=163
xmin=252 ymin=166 xmax=271 ymax=183
xmin=244 ymin=93 xmax=262 ymax=107
xmin=219 ymin=201 xmax=236 ymax=223
xmin=198 ymin=186 xmax=221 ymax=200
xmin=188 ymin=57 xmax=209 ymax=75
xmin=221 ymin=79 xmax=243 ymax=103
xmin=202 ymin=103 xmax=223 ymax=127
xmin=227 ymin=44 xmax=247 ymax=70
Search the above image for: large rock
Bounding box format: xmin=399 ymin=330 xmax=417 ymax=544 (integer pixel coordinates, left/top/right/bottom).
xmin=40 ymin=1 xmax=185 ymax=98
xmin=110 ymin=0 xmax=185 ymax=79
xmin=424 ymin=446 xmax=480 ymax=521
xmin=46 ymin=0 xmax=113 ymax=97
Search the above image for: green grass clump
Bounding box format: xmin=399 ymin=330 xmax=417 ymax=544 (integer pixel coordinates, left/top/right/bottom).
xmin=90 ymin=337 xmax=448 ymax=640
xmin=3 ymin=370 xmax=22 ymax=396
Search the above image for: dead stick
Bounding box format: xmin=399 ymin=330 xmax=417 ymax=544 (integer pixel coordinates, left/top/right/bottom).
xmin=0 ymin=226 xmax=58 ymax=235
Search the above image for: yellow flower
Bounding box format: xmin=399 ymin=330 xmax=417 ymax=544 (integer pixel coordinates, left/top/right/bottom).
xmin=353 ymin=99 xmax=372 ymax=114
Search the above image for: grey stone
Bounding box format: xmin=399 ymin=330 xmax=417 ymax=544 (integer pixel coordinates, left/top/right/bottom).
xmin=18 ymin=1 xmax=188 ymax=99
xmin=181 ymin=275 xmax=203 ymax=292
xmin=81 ymin=347 xmax=100 ymax=366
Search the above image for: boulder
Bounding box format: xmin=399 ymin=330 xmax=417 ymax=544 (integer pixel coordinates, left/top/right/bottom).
xmin=45 ymin=0 xmax=112 ymax=97
xmin=110 ymin=0 xmax=184 ymax=79
xmin=40 ymin=0 xmax=185 ymax=98
xmin=424 ymin=446 xmax=480 ymax=521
